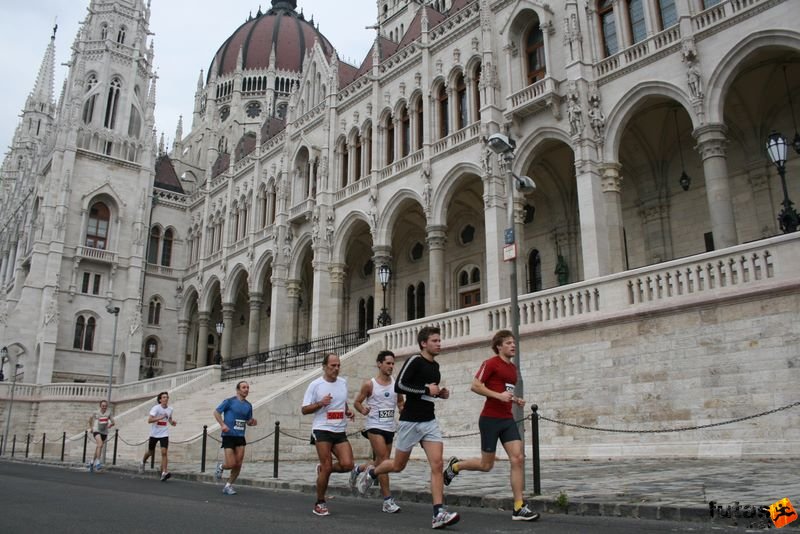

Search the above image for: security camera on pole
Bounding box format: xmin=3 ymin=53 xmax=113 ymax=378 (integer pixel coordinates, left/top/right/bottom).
xmin=486 ymin=133 xmax=536 ymax=463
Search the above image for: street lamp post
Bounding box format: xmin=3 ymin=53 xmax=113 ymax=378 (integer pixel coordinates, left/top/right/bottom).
xmin=486 ymin=133 xmax=537 ymax=465
xmin=147 ymin=340 xmax=157 ymax=378
xmin=376 ymin=264 xmax=392 ymax=327
xmin=105 ymin=305 xmax=120 ymax=405
xmin=215 ymin=321 xmax=224 ymax=365
xmin=1 ymin=346 xmax=23 ymax=456
xmin=766 ymin=131 xmax=800 ymax=234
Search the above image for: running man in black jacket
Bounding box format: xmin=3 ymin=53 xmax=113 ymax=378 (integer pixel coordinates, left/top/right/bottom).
xmin=356 ymin=326 xmax=460 ymax=529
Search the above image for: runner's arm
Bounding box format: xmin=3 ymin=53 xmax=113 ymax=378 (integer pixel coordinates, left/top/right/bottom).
xmin=213 ymin=409 xmax=228 ymax=432
xmin=353 ymin=379 xmax=372 ymax=415
xmin=87 ymin=415 xmax=94 ymax=432
xmin=395 ymin=356 xmax=429 ymax=395
xmin=470 ymin=377 xmax=512 ymax=402
xmin=396 ymin=393 xmax=405 ymax=413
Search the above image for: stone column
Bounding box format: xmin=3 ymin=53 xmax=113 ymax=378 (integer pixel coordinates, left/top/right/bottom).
xmin=746 ymin=161 xmax=776 ymax=238
xmin=330 ymin=263 xmax=347 ymax=333
xmin=197 ymin=312 xmax=210 ymax=367
xmin=483 ymin=172 xmax=507 ymax=302
xmin=310 ymin=258 xmax=332 ymax=338
xmin=639 ymin=196 xmax=672 ymax=264
xmin=247 ymin=292 xmax=263 ymax=355
xmin=601 ymin=163 xmax=626 ymax=273
xmin=286 ymin=279 xmax=301 ymax=345
xmin=222 ymin=303 xmax=235 ymax=361
xmin=268 ymin=276 xmax=290 ymax=348
xmin=576 ymin=162 xmax=611 ymax=278
xmin=426 ymin=225 xmax=447 ymax=315
xmin=693 ymin=124 xmax=737 ymax=249
xmin=176 ymin=320 xmax=189 ymax=372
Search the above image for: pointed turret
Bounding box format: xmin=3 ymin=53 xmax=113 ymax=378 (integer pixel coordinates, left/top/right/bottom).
xmin=28 ymin=24 xmax=57 ymax=111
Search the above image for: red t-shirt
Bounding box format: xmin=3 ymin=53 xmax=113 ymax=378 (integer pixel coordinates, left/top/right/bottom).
xmin=475 ymin=355 xmax=518 ymax=419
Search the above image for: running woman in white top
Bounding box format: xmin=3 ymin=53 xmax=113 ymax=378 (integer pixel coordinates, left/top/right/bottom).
xmin=350 ymin=350 xmax=405 ymax=513
xmin=139 ymin=391 xmax=177 ymax=481
xmin=87 ymin=400 xmax=115 ymax=472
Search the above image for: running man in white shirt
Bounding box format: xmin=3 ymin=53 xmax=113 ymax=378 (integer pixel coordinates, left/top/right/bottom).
xmin=139 ymin=391 xmax=177 ymax=481
xmin=87 ymin=400 xmax=115 ymax=472
xmin=301 ymin=353 xmax=355 ymax=517
xmin=349 ymin=350 xmax=404 ymax=513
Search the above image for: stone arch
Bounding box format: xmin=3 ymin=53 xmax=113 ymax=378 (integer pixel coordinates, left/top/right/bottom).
xmin=706 ymin=29 xmax=800 ymax=125
xmin=200 ymin=275 xmax=222 ymax=312
xmin=180 ymin=285 xmax=200 ymax=322
xmin=287 ymin=232 xmax=314 ymax=280
xmin=223 ymin=263 xmax=250 ymax=303
xmin=332 ymin=211 xmax=372 ymax=264
xmin=431 ymin=161 xmax=483 ymax=225
xmin=251 ymin=250 xmax=275 ymax=294
xmin=603 ymin=81 xmax=697 ymax=163
xmin=376 ymin=189 xmax=424 ymax=246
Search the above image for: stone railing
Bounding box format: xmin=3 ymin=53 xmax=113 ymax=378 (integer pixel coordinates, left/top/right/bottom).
xmin=507 ymin=76 xmax=558 ymax=116
xmin=376 ymin=233 xmax=800 ymax=352
xmin=432 ymin=123 xmax=481 ymax=156
xmin=595 ymin=25 xmax=681 ymax=80
xmin=377 ymin=150 xmax=422 ymax=181
xmin=145 ymin=263 xmax=178 ymax=277
xmin=76 ymin=245 xmax=118 ymax=264
xmin=335 ymin=175 xmax=372 ymax=203
xmin=693 ymin=0 xmax=768 ymax=33
xmin=0 ymin=366 xmax=220 ymax=402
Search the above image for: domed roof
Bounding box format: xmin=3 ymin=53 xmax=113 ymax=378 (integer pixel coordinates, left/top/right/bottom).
xmin=208 ymin=1 xmax=335 ymax=82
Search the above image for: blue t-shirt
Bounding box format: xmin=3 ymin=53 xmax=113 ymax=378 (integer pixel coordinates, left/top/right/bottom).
xmin=216 ymin=397 xmax=253 ymax=437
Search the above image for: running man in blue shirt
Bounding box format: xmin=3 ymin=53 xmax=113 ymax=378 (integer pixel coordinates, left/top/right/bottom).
xmin=213 ymin=381 xmax=257 ymax=495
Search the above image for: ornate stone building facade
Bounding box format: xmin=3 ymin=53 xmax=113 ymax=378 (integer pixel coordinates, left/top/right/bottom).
xmin=1 ymin=0 xmax=799 ymax=385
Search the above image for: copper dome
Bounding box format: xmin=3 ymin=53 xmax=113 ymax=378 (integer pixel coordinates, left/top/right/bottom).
xmin=208 ymin=1 xmax=335 ymax=82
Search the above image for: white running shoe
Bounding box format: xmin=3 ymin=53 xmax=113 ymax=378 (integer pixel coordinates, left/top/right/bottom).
xmin=432 ymin=509 xmax=460 ymax=529
xmin=313 ymin=502 xmax=330 ymax=516
xmin=349 ymin=466 xmax=360 ymax=493
xmin=382 ymin=497 xmax=401 ymax=513
xmin=160 ymin=471 xmax=171 ymax=482
xmin=222 ymin=484 xmax=237 ymax=495
xmin=356 ymin=469 xmax=375 ymax=496
xmin=214 ymin=462 xmax=224 ymax=481
xmin=511 ymin=503 xmax=540 ymax=521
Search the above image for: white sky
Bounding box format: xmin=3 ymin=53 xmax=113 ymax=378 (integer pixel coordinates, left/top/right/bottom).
xmin=0 ymin=0 xmax=376 ymax=157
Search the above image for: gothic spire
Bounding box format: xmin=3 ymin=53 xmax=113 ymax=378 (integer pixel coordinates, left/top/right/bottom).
xmin=29 ymin=24 xmax=58 ymax=109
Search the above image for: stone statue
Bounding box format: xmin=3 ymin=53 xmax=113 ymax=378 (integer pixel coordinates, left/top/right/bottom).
xmin=687 ymin=62 xmax=703 ymax=99
xmin=587 ymin=90 xmax=605 ymax=139
xmin=367 ymin=187 xmax=378 ymax=230
xmin=566 ymin=83 xmax=583 ymax=136
xmin=325 ymin=212 xmax=335 ymax=245
xmin=555 ymin=254 xmax=569 ymax=286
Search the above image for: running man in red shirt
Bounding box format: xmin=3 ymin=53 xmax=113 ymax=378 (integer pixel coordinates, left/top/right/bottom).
xmin=442 ymin=329 xmax=539 ymax=521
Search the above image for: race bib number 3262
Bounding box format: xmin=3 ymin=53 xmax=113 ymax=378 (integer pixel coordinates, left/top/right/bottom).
xmin=327 ymin=410 xmax=344 ymax=420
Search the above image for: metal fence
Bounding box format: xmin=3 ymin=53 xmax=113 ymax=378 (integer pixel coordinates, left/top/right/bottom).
xmin=221 ymin=330 xmax=368 ymax=380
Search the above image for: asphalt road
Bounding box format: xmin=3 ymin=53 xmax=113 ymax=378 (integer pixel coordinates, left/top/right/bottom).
xmin=0 ymin=462 xmax=752 ymax=533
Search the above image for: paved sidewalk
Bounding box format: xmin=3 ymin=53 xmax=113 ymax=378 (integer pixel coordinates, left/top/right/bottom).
xmin=10 ymin=455 xmax=798 ymax=528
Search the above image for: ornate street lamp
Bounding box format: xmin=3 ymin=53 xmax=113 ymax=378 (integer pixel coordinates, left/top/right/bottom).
xmin=673 ymin=109 xmax=691 ymax=191
xmin=376 ymin=264 xmax=392 ymax=327
xmin=766 ymin=131 xmax=799 ymax=234
xmin=214 ymin=321 xmax=224 ymax=364
xmin=105 ymin=305 xmax=120 ymax=403
xmin=147 ymin=340 xmax=157 ymax=378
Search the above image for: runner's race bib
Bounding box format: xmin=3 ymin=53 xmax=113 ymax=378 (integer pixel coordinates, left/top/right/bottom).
xmin=327 ymin=410 xmax=344 ymax=420
xmin=157 ymin=421 xmax=167 ymax=426
xmin=234 ymin=418 xmax=246 ymax=431
xmin=505 ymin=383 xmax=515 ymax=393
xmin=377 ymin=409 xmax=394 ymax=422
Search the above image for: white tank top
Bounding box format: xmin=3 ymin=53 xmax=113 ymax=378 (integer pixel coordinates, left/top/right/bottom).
xmin=365 ymin=377 xmax=397 ymax=432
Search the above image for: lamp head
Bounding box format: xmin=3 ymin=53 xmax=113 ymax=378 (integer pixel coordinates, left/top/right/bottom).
xmin=679 ymin=171 xmax=691 ymax=192
xmin=378 ymin=264 xmax=391 ymax=287
xmin=487 ymin=133 xmax=516 ymax=155
xmin=0 ymin=346 xmax=6 ymax=359
xmin=766 ymin=131 xmax=788 ymax=169
xmin=515 ymin=174 xmax=536 ymax=194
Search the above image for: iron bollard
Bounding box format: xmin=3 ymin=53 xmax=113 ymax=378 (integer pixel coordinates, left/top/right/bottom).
xmin=12 ymin=434 xmax=16 ymax=457
xmin=41 ymin=433 xmax=46 ymax=459
xmin=1 ymin=435 xmax=3 ymax=455
xmin=60 ymin=432 xmax=66 ymax=462
xmin=25 ymin=433 xmax=30 ymax=458
xmin=273 ymin=421 xmax=280 ymax=479
xmin=112 ymin=429 xmax=119 ymax=466
xmin=531 ymin=404 xmax=541 ymax=495
xmin=82 ymin=430 xmax=88 ymax=464
xmin=201 ymin=425 xmax=207 ymax=473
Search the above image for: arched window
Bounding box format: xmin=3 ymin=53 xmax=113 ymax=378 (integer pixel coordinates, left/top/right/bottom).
xmin=406 ymin=285 xmax=416 ymax=321
xmin=73 ymin=316 xmax=85 ymax=349
xmin=364 ymin=124 xmax=373 ymax=172
xmin=657 ymin=0 xmax=678 ymax=29
xmin=148 ymin=226 xmax=161 ymax=264
xmin=74 ymin=316 xmax=96 ymax=351
xmin=525 ymin=24 xmax=546 ymax=84
xmin=416 ymin=282 xmax=426 ymax=318
xmin=100 ymin=24 xmax=108 ymax=40
xmin=399 ymin=105 xmax=410 ymax=158
xmin=128 ymin=105 xmax=142 ymax=138
xmin=528 ymin=249 xmax=542 ymax=292
xmin=340 ymin=138 xmax=349 ymax=187
xmin=86 ymin=202 xmax=110 ymax=250
xmin=354 ymin=134 xmax=362 ymax=180
xmin=455 ymin=73 xmax=467 ymax=130
xmin=599 ymin=0 xmax=619 ymax=57
xmin=116 ymin=26 xmax=126 ymax=45
xmin=414 ymin=98 xmax=424 ymax=150
xmin=473 ymin=64 xmax=482 ymax=121
xmin=385 ymin=115 xmax=395 ymax=165
xmin=627 ymin=0 xmax=647 ymax=44
xmin=148 ymin=298 xmax=161 ymax=325
xmin=104 ymin=78 xmax=121 ymax=129
xmin=161 ymin=229 xmax=173 ymax=267
xmin=82 ymin=75 xmax=98 ymax=125
xmin=367 ymin=296 xmax=375 ymax=330
xmin=458 ymin=267 xmax=481 ymax=308
xmin=437 ymin=84 xmax=449 ymax=138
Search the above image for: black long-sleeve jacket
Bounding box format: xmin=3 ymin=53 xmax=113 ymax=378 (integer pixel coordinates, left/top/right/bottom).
xmin=395 ymin=353 xmax=440 ymax=422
